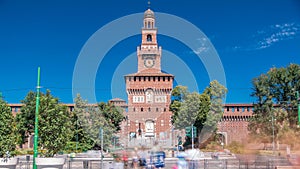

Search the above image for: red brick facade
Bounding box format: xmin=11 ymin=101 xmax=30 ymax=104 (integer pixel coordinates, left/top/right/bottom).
xmin=8 ymin=103 xmax=254 ymax=147
xmin=217 ymin=104 xmax=254 ymax=144
xmin=124 ymin=9 xmax=174 ymax=139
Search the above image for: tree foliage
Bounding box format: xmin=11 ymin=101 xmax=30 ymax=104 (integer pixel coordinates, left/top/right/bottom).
xmin=16 ymin=90 xmax=73 ymax=157
xmin=0 ymin=98 xmax=17 ymax=157
xmin=203 ymin=80 xmax=228 ymax=129
xmin=66 ymin=96 xmax=94 ymax=152
xmin=250 ymin=63 xmax=300 ymax=142
xmin=200 ymin=80 xmax=227 ymax=143
xmin=74 ymin=95 xmax=118 ymax=151
xmin=98 ymin=102 xmax=124 ymax=131
xmin=170 ymin=80 xmax=227 ymax=144
xmin=170 ymin=86 xmax=188 ymax=125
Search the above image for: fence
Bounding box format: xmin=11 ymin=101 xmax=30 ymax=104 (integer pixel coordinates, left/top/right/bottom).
xmin=14 ymin=157 xmax=293 ymax=169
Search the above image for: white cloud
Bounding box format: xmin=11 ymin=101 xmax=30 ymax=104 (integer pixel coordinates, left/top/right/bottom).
xmin=256 ymin=23 xmax=299 ymax=49
xmin=193 ymin=46 xmax=208 ymax=54
xmin=232 ymin=22 xmax=300 ymax=51
xmin=192 ymin=38 xmax=209 ymax=55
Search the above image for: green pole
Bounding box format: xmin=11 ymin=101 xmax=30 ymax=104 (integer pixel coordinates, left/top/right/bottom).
xmin=33 ymin=67 xmax=41 ymax=169
xmin=297 ymin=91 xmax=300 ymax=126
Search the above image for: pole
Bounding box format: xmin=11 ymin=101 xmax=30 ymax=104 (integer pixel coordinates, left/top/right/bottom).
xmin=76 ymin=115 xmax=78 ymax=152
xmin=221 ymin=119 xmax=224 ymax=149
xmin=126 ymin=116 xmax=129 ymax=149
xmin=191 ymin=124 xmax=194 ymax=150
xmin=100 ymin=128 xmax=104 ymax=169
xmin=33 ymin=67 xmax=41 ymax=169
xmin=113 ymin=137 xmax=116 ymax=149
xmin=297 ymin=91 xmax=300 ymax=126
xmin=271 ymin=113 xmax=275 ymax=155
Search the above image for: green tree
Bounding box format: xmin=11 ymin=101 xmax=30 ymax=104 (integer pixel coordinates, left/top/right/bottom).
xmin=15 ymin=92 xmax=35 ymax=146
xmin=170 ymin=85 xmax=211 ymax=145
xmin=200 ymin=80 xmax=227 ymax=143
xmin=203 ymin=80 xmax=228 ymax=129
xmin=66 ymin=95 xmax=94 ymax=152
xmin=16 ymin=90 xmax=73 ymax=157
xmin=173 ymin=92 xmax=202 ymax=129
xmin=74 ymin=95 xmax=116 ymax=151
xmin=98 ymin=102 xmax=124 ymax=131
xmin=170 ymin=81 xmax=227 ymax=146
xmin=170 ymin=86 xmax=188 ymax=124
xmin=0 ymin=98 xmax=17 ymax=157
xmin=250 ymin=63 xmax=300 ymax=142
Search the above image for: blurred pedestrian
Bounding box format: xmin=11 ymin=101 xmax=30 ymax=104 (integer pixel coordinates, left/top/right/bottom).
xmin=132 ymin=147 xmax=139 ymax=169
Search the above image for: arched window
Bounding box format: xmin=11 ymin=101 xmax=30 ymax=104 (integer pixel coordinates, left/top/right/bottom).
xmin=147 ymin=34 xmax=152 ymax=42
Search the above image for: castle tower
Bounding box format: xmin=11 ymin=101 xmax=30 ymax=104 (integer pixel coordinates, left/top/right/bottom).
xmin=124 ymin=8 xmax=174 ymax=139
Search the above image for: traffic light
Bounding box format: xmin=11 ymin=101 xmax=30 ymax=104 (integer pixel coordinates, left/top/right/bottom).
xmin=185 ymin=126 xmax=197 ymax=138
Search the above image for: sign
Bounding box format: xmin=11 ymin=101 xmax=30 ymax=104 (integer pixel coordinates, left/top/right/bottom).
xmin=150 ymin=151 xmax=165 ymax=168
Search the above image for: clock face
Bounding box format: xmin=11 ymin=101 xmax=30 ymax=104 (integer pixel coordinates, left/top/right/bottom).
xmin=144 ymin=58 xmax=155 ymax=68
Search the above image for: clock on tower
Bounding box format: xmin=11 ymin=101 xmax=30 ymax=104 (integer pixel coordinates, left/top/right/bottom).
xmin=124 ymin=7 xmax=174 ymax=139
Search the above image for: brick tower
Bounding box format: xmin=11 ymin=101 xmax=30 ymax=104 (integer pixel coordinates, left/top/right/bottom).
xmin=124 ymin=8 xmax=174 ymax=140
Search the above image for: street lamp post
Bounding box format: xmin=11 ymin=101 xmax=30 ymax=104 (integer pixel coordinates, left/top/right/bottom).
xmin=33 ymin=67 xmax=41 ymax=169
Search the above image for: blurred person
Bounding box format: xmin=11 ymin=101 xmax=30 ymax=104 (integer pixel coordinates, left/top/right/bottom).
xmin=138 ymin=146 xmax=148 ymax=168
xmin=132 ymin=147 xmax=139 ymax=169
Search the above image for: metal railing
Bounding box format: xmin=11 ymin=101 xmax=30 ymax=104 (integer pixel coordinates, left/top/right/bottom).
xmin=13 ymin=157 xmax=293 ymax=169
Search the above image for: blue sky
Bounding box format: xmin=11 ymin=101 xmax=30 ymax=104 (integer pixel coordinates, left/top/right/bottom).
xmin=1 ymin=0 xmax=300 ymax=104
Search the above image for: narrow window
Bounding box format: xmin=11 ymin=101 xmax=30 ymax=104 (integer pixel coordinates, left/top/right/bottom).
xmin=141 ymin=108 xmax=143 ymax=112
xmin=147 ymin=34 xmax=152 ymax=42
